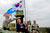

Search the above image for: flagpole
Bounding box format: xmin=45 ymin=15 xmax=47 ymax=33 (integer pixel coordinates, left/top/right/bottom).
xmin=24 ymin=0 xmax=26 ymax=22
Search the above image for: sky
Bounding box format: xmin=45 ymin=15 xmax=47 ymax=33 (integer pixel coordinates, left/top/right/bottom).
xmin=0 ymin=0 xmax=50 ymax=27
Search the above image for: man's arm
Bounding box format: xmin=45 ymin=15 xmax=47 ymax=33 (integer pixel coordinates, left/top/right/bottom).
xmin=9 ymin=18 xmax=17 ymax=22
xmin=37 ymin=25 xmax=39 ymax=32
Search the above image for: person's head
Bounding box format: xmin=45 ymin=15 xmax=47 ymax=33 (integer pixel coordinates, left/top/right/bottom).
xmin=17 ymin=19 xmax=21 ymax=24
xmin=3 ymin=13 xmax=9 ymax=19
xmin=5 ymin=15 xmax=9 ymax=19
xmin=33 ymin=20 xmax=36 ymax=24
xmin=24 ymin=21 xmax=27 ymax=24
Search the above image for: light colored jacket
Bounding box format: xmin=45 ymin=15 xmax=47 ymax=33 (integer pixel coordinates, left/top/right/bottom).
xmin=3 ymin=18 xmax=16 ymax=28
xmin=32 ymin=24 xmax=39 ymax=33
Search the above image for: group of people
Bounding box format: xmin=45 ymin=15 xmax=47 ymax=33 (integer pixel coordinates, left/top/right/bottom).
xmin=3 ymin=14 xmax=39 ymax=33
xmin=16 ymin=17 xmax=39 ymax=33
xmin=28 ymin=20 xmax=39 ymax=33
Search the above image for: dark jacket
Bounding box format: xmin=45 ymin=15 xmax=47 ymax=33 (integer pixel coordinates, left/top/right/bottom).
xmin=23 ymin=24 xmax=28 ymax=33
xmin=17 ymin=23 xmax=21 ymax=32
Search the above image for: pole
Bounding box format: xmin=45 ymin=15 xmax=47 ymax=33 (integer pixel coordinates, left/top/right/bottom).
xmin=24 ymin=0 xmax=26 ymax=22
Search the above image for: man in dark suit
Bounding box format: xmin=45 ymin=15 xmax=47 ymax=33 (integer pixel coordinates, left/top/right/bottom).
xmin=23 ymin=21 xmax=28 ymax=33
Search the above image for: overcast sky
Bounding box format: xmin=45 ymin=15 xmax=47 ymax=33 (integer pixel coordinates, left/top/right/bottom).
xmin=0 ymin=0 xmax=50 ymax=27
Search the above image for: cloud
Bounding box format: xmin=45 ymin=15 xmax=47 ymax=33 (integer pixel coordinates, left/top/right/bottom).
xmin=0 ymin=0 xmax=50 ymax=27
xmin=26 ymin=0 xmax=50 ymax=27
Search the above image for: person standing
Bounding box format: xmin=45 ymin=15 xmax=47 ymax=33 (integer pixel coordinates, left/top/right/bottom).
xmin=17 ymin=17 xmax=24 ymax=33
xmin=17 ymin=19 xmax=21 ymax=33
xmin=3 ymin=15 xmax=16 ymax=30
xmin=28 ymin=22 xmax=32 ymax=33
xmin=32 ymin=20 xmax=39 ymax=33
xmin=23 ymin=21 xmax=28 ymax=33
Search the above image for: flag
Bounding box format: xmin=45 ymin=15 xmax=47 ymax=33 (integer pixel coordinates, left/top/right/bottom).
xmin=7 ymin=8 xmax=16 ymax=14
xmin=13 ymin=0 xmax=25 ymax=10
xmin=15 ymin=3 xmax=20 ymax=7
xmin=19 ymin=0 xmax=25 ymax=9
